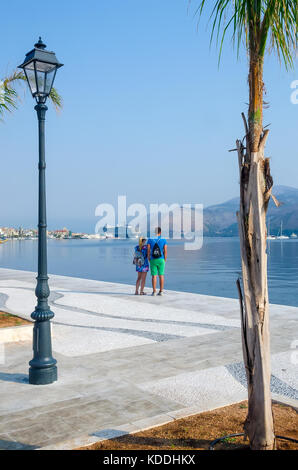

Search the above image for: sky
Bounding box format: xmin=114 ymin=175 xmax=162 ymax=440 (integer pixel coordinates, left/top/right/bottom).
xmin=1 ymin=0 xmax=297 ymax=232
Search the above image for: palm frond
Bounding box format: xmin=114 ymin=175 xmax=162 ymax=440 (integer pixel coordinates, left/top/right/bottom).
xmin=192 ymin=0 xmax=298 ymax=67
xmin=264 ymin=0 xmax=298 ymax=69
xmin=0 ymin=71 xmax=23 ymax=118
xmin=0 ymin=70 xmax=63 ymax=120
xmin=49 ymin=86 xmax=63 ymax=112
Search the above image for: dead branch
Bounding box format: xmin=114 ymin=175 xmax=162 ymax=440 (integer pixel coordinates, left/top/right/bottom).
xmin=259 ymin=129 xmax=270 ymax=153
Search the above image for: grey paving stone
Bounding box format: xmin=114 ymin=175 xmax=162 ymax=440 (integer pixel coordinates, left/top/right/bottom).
xmin=7 ymin=426 xmax=50 ymax=447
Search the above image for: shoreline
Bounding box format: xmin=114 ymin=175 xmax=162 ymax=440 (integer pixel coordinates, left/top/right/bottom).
xmin=0 ymin=238 xmax=297 ymax=307
xmin=0 ymin=266 xmax=297 ymax=311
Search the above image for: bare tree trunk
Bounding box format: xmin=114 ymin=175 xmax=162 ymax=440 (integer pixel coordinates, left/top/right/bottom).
xmin=236 ymin=109 xmax=276 ymax=449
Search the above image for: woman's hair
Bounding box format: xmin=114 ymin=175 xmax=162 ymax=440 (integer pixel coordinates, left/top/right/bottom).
xmin=139 ymin=237 xmax=146 ymax=250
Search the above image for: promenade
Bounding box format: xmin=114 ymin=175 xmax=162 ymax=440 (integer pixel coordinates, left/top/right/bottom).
xmin=0 ymin=267 xmax=297 ymax=450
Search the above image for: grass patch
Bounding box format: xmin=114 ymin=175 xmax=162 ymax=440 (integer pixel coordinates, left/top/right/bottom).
xmin=80 ymin=401 xmax=298 ymax=451
xmin=0 ymin=311 xmax=31 ymax=328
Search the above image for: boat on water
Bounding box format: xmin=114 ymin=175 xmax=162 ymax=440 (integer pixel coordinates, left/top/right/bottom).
xmin=275 ymin=221 xmax=289 ymax=240
xmin=0 ymin=239 xmax=8 ymax=244
xmin=104 ymin=232 xmax=114 ymax=239
xmin=267 ymin=220 xmax=276 ymax=240
xmin=290 ymin=233 xmax=298 ymax=239
xmin=101 ymin=224 xmax=140 ymax=239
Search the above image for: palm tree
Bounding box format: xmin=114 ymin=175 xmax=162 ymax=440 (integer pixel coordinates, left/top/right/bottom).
xmin=194 ymin=1 xmax=297 ymax=450
xmin=0 ymin=70 xmax=62 ymax=118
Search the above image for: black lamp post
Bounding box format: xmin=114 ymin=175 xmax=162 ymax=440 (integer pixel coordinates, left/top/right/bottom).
xmin=19 ymin=38 xmax=63 ymax=385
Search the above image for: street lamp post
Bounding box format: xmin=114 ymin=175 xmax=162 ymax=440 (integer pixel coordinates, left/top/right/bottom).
xmin=19 ymin=38 xmax=63 ymax=385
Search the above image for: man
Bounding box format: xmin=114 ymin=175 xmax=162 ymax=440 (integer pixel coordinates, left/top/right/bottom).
xmin=147 ymin=227 xmax=167 ymax=296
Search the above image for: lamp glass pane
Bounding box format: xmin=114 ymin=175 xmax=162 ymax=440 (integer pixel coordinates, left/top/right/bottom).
xmin=36 ymin=70 xmax=46 ymax=95
xmin=44 ymin=68 xmax=56 ymax=95
xmin=35 ymin=61 xmax=56 ymax=73
xmin=24 ymin=64 xmax=37 ymax=95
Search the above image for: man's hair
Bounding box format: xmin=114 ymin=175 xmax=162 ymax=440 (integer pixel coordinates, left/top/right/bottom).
xmin=155 ymin=227 xmax=162 ymax=235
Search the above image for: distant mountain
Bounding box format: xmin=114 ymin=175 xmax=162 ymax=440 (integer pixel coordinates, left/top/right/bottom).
xmin=203 ymin=185 xmax=298 ymax=237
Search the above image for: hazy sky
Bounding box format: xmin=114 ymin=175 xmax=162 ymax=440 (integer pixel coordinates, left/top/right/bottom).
xmin=1 ymin=0 xmax=297 ymax=232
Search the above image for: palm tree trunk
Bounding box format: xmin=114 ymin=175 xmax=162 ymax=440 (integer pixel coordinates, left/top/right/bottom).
xmin=236 ymin=53 xmax=276 ymax=450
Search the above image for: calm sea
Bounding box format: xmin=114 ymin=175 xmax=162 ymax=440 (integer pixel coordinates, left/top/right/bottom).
xmin=0 ymin=237 xmax=297 ymax=307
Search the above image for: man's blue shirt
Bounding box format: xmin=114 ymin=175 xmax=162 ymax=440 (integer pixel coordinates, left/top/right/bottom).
xmin=147 ymin=236 xmax=167 ymax=259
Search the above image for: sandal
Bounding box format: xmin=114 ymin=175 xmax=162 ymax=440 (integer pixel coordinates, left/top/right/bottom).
xmin=140 ymin=291 xmax=147 ymax=295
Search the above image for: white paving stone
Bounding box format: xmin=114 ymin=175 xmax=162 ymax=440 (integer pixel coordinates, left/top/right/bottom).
xmin=55 ymin=291 xmax=241 ymax=327
xmin=0 ymin=282 xmax=230 ymax=356
xmin=0 ymin=279 xmax=40 ymax=290
xmin=271 ymin=351 xmax=298 ymax=391
xmin=52 ymin=323 xmax=155 ymax=356
xmin=138 ymin=366 xmax=247 ymax=410
xmin=0 ymin=287 xmax=35 ymax=319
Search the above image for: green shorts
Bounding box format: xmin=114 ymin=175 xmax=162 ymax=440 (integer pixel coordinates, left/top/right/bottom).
xmin=150 ymin=258 xmax=165 ymax=276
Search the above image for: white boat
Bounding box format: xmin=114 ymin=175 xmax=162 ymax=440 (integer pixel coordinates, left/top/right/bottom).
xmin=276 ymin=221 xmax=289 ymax=240
xmin=87 ymin=234 xmax=103 ymax=240
xmin=101 ymin=224 xmax=140 ymax=239
xmin=290 ymin=232 xmax=298 ymax=239
xmin=126 ymin=225 xmax=140 ymax=239
xmin=104 ymin=232 xmax=115 ymax=239
xmin=267 ymin=220 xmax=276 ymax=240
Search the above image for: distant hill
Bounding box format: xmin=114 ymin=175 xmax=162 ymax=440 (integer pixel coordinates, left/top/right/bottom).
xmin=203 ymin=185 xmax=298 ymax=237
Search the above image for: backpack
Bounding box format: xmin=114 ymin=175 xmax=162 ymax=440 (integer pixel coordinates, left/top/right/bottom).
xmin=133 ymin=247 xmax=145 ymax=267
xmin=152 ymin=238 xmax=162 ymax=259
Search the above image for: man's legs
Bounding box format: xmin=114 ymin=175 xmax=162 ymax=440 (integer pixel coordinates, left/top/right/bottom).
xmin=157 ymin=259 xmax=165 ymax=294
xmin=158 ymin=275 xmax=164 ymax=292
xmin=150 ymin=259 xmax=158 ymax=294
xmin=151 ymin=275 xmax=157 ymax=293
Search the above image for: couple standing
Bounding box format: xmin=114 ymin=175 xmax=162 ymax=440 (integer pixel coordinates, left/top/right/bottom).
xmin=134 ymin=227 xmax=167 ymax=296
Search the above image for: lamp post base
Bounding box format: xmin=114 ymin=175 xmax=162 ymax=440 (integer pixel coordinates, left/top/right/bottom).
xmin=29 ymin=319 xmax=57 ymax=385
xmin=29 ymin=365 xmax=57 ymax=385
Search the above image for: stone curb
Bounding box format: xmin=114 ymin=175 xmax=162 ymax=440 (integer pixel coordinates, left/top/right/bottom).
xmin=37 ymin=401 xmax=244 ymax=451
xmin=0 ymin=325 xmax=32 ymax=343
xmin=37 ymin=395 xmax=298 ymax=451
xmin=272 ymin=393 xmax=298 ymax=412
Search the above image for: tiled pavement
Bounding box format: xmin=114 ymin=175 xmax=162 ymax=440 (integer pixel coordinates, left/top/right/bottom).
xmin=0 ymin=268 xmax=297 ymax=449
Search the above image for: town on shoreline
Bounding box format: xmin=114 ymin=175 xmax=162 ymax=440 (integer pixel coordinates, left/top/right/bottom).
xmin=1 ymin=224 xmax=297 ymax=242
xmin=0 ymin=225 xmax=141 ymax=241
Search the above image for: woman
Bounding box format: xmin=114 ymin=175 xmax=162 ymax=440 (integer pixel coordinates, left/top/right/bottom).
xmin=134 ymin=237 xmax=149 ymax=295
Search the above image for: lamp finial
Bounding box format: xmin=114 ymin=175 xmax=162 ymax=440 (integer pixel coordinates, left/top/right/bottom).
xmin=35 ymin=37 xmax=46 ymax=50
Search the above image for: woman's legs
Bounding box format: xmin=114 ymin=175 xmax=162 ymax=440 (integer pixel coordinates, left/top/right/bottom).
xmin=135 ymin=272 xmax=142 ymax=294
xmin=140 ymin=272 xmax=147 ymax=293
